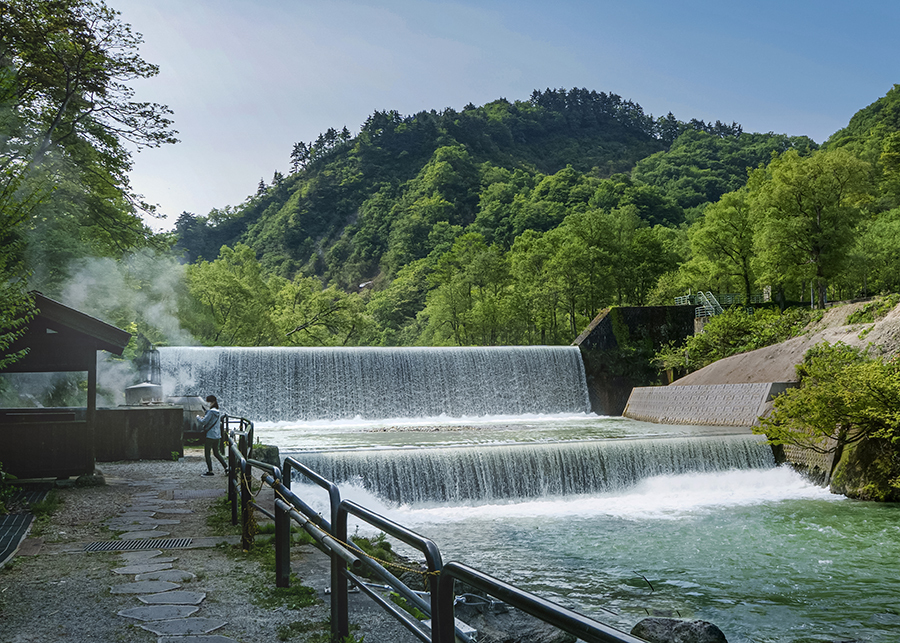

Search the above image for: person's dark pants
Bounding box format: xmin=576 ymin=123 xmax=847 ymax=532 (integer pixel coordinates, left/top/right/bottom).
xmin=205 ymin=437 xmax=228 ymax=472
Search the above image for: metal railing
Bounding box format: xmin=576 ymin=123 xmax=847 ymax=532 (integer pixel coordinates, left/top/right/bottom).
xmin=222 ymin=420 xmax=646 ymax=643
xmin=675 ymin=291 xmax=766 ymax=313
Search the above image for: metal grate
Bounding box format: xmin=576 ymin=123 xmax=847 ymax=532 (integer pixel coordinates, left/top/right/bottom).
xmin=83 ymin=537 xmax=193 ymax=552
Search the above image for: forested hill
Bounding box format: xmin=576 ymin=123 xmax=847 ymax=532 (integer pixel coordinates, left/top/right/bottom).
xmin=173 ymin=88 xmax=805 ymax=291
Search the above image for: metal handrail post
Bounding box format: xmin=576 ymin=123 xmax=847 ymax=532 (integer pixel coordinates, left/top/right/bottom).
xmin=282 ymin=456 xmax=344 ymax=642
xmin=338 ymin=499 xmax=445 ymax=639
xmin=239 ymin=433 xmax=253 ymax=551
xmin=271 ymin=466 xmax=291 ymax=588
xmin=436 ymin=562 xmax=647 ymax=643
xmin=226 ymin=431 xmax=238 ymax=526
xmin=334 ymin=494 xmax=352 ymax=642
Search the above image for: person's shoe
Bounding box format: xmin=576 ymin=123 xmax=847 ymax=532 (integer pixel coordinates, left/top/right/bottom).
xmin=201 ymin=471 xmax=214 ymax=477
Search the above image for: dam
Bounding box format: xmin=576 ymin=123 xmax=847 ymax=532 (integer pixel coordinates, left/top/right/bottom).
xmin=157 ymin=345 xmax=896 ymax=643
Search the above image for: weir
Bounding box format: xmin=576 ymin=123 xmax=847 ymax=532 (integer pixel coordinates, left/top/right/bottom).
xmin=158 ymin=345 xmax=591 ymax=422
xmin=294 ymin=434 xmax=775 ymax=504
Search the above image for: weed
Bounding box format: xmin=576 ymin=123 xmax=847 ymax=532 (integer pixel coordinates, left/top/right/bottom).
xmin=256 ymin=521 xmax=315 ymax=546
xmin=30 ymin=491 xmax=60 ymax=517
xmin=847 ymin=294 xmax=900 ymax=325
xmin=275 ymin=620 xmax=362 ymax=642
xmin=206 ymin=497 xmax=240 ymax=536
xmin=0 ymin=462 xmax=18 ymax=515
xmin=252 ymin=573 xmax=319 ymax=611
xmin=28 ymin=491 xmax=61 ymax=536
xmin=350 ymin=532 xmax=397 ymax=566
xmin=389 ymin=591 xmax=427 ymax=620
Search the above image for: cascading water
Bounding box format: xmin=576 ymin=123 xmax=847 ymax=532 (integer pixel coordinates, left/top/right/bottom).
xmin=298 ymin=434 xmax=774 ymax=503
xmin=158 ymin=345 xmax=590 ymax=422
xmin=159 ymin=344 xmax=897 ymax=641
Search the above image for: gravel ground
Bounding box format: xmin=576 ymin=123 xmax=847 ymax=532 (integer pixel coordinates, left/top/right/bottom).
xmin=0 ymin=449 xmax=340 ymax=643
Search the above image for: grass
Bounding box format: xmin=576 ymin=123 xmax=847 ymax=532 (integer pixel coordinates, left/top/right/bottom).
xmin=252 ymin=573 xmax=319 ymax=611
xmin=27 ymin=490 xmax=61 ymax=537
xmin=208 ymin=497 xmax=323 ymax=618
xmin=847 ymin=294 xmax=900 ymax=325
xmin=275 ymin=620 xmax=362 ymax=642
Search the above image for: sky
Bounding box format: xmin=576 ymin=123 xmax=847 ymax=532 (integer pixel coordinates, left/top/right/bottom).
xmin=112 ymin=0 xmax=900 ymax=232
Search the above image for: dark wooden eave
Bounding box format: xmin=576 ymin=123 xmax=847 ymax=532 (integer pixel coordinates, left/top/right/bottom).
xmin=1 ymin=292 xmax=132 ymax=373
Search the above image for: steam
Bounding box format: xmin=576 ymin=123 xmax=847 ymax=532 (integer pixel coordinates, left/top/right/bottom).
xmin=60 ymin=249 xmax=197 ymax=348
xmin=49 ymin=249 xmax=200 ymax=406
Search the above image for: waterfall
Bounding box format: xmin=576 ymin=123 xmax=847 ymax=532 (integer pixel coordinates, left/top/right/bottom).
xmin=158 ymin=345 xmax=591 ymax=422
xmin=293 ymin=434 xmax=775 ymax=504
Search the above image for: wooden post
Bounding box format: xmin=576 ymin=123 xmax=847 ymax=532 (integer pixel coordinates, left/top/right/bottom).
xmin=86 ymin=354 xmax=97 ymax=473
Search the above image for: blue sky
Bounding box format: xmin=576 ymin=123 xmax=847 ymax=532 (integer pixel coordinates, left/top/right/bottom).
xmin=113 ymin=0 xmax=899 ymax=231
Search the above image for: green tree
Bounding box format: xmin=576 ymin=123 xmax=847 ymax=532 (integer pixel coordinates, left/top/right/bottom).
xmin=420 ymin=233 xmax=513 ymax=345
xmin=654 ymin=307 xmax=813 ymax=374
xmin=272 ymin=276 xmax=368 ymax=347
xmin=185 ymin=244 xmax=278 ymax=346
xmin=0 ymin=0 xmax=175 ymax=365
xmin=688 ymin=189 xmax=757 ymax=299
xmin=750 ymin=149 xmax=872 ymax=309
xmin=854 ymin=207 xmax=900 ymax=294
xmin=757 ymin=343 xmax=900 ymax=454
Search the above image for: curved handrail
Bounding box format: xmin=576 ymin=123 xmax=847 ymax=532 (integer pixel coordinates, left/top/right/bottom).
xmin=220 ymin=418 xmax=647 ymax=643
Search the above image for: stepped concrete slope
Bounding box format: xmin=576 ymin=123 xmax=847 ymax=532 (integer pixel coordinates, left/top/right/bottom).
xmin=624 ymin=382 xmax=794 ymax=426
xmin=624 ymin=301 xmax=900 ymax=426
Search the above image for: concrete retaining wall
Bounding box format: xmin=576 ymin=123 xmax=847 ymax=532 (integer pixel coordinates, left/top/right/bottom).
xmin=623 ymin=382 xmax=796 ymax=427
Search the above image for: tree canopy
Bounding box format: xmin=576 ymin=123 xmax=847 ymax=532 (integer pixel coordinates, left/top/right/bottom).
xmin=0 ymin=0 xmax=176 ymax=365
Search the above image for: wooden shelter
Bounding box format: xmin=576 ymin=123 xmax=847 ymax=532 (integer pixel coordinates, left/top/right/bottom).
xmin=0 ymin=292 xmax=131 ymax=479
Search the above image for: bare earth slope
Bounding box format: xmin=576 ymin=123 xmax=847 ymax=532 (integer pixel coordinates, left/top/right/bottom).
xmin=672 ymin=301 xmax=900 ymax=386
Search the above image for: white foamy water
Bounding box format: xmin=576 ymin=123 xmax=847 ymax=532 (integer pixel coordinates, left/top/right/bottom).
xmin=300 ymin=465 xmax=839 ymax=527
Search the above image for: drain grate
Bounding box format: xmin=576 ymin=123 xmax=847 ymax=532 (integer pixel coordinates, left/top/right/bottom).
xmin=83 ymin=537 xmax=193 ymax=552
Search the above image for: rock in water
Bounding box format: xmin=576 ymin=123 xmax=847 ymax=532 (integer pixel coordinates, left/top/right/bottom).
xmin=631 ymin=617 xmax=727 ymax=643
xmin=455 ymin=601 xmax=576 ymax=643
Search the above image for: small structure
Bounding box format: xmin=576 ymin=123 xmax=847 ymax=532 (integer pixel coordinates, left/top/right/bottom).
xmin=573 ymin=305 xmax=695 ymax=415
xmin=0 ymin=292 xmax=131 ymax=478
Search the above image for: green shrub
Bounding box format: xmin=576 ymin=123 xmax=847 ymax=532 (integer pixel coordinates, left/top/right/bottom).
xmin=654 ymin=306 xmax=813 ymax=374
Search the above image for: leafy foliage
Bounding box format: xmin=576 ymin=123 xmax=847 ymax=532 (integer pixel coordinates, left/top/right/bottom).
xmin=0 ymin=0 xmax=177 ymax=364
xmin=172 ymin=83 xmax=900 ymax=348
xmin=749 ymin=148 xmax=873 ymax=309
xmin=0 ymin=461 xmax=18 ymax=515
xmin=757 ymin=343 xmax=900 ymax=458
xmin=184 ymin=244 xmax=368 ymax=346
xmin=654 ymin=307 xmax=814 ymax=374
xmin=846 ymin=294 xmax=900 ymax=325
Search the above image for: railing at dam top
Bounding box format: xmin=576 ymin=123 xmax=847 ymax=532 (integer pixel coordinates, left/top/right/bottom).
xmin=221 ymin=416 xmax=648 ymax=643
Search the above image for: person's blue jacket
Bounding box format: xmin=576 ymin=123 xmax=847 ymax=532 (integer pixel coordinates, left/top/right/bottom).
xmin=198 ymin=407 xmax=222 ymax=439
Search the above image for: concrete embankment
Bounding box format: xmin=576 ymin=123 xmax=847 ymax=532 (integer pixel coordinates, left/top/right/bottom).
xmin=623 ymin=382 xmax=794 ymax=427
xmin=622 ymin=381 xmax=840 ymax=482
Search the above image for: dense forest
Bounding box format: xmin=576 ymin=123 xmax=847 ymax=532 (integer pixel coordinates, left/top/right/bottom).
xmin=4 ymin=0 xmax=900 ymax=359
xmin=163 ymin=83 xmax=898 ymax=348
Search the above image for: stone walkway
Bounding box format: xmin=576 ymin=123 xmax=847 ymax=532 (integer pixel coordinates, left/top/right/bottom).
xmin=104 ymin=488 xmax=235 ymax=642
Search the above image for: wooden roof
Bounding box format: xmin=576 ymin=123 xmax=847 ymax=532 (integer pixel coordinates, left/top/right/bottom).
xmin=1 ymin=292 xmax=132 ymax=373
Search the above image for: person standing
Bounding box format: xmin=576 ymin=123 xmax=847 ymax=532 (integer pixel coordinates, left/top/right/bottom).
xmin=198 ymin=394 xmax=227 ymax=476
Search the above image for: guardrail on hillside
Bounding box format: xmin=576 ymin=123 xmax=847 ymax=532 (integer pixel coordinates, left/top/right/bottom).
xmin=222 ymin=418 xmax=647 ymax=643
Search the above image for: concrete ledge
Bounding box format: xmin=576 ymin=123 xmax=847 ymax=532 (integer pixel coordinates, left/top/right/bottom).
xmin=623 ymin=382 xmax=795 ymax=426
